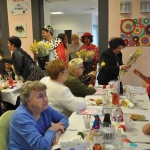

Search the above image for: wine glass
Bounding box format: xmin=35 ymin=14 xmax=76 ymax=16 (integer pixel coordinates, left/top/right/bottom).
xmin=4 ymin=74 xmax=8 ymax=81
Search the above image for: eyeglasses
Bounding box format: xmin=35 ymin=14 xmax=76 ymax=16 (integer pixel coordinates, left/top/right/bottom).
xmin=79 ymin=66 xmax=85 ymax=70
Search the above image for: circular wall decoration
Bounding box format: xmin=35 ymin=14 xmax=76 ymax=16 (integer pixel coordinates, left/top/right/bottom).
xmin=133 ymin=26 xmax=142 ymax=35
xmin=120 ymin=33 xmax=125 ymax=39
xmin=132 ymin=26 xmax=144 ymax=37
xmin=133 ymin=18 xmax=139 ymax=25
xmin=125 ymin=33 xmax=132 ymax=39
xmin=139 ymin=35 xmax=150 ymax=46
xmin=142 ymin=18 xmax=150 ymax=25
xmin=121 ymin=19 xmax=136 ymax=34
xmin=145 ymin=25 xmax=150 ymax=34
xmin=124 ymin=39 xmax=128 ymax=46
xmin=132 ymin=36 xmax=139 ymax=42
xmin=139 ymin=18 xmax=150 ymax=28
xmin=136 ymin=42 xmax=140 ymax=46
xmin=128 ymin=39 xmax=136 ymax=46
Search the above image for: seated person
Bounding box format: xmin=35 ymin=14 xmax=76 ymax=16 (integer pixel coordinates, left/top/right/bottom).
xmin=133 ymin=69 xmax=150 ymax=99
xmin=0 ymin=62 xmax=15 ymax=80
xmin=40 ymin=59 xmax=86 ymax=117
xmin=8 ymin=81 xmax=68 ymax=150
xmin=0 ymin=86 xmax=3 ymax=116
xmin=64 ymin=58 xmax=96 ymax=97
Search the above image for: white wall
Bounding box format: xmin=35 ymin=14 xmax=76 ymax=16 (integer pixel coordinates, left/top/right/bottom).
xmin=50 ymin=14 xmax=98 ymax=45
xmin=43 ymin=1 xmax=51 ymax=25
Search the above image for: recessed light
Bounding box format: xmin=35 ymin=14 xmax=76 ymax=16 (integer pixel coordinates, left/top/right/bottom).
xmin=85 ymin=7 xmax=95 ymax=10
xmin=50 ymin=12 xmax=64 ymax=14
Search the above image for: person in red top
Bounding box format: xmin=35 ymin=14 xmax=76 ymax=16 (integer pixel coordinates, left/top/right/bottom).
xmin=133 ymin=69 xmax=150 ymax=99
xmin=81 ymin=32 xmax=99 ymax=71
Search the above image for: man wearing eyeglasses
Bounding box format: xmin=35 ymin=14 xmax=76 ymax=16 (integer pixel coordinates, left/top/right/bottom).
xmin=64 ymin=58 xmax=96 ymax=97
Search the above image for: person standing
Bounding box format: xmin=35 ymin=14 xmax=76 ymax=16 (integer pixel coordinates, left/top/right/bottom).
xmin=81 ymin=32 xmax=99 ymax=71
xmin=97 ymin=37 xmax=130 ymax=85
xmin=0 ymin=36 xmax=44 ymax=81
xmin=69 ymin=34 xmax=82 ymax=59
xmin=42 ymin=25 xmax=66 ymax=62
xmin=57 ymin=33 xmax=70 ymax=65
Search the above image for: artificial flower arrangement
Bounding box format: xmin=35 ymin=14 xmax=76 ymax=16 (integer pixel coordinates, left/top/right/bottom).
xmin=76 ymin=49 xmax=95 ymax=62
xmin=119 ymin=48 xmax=143 ymax=77
xmin=29 ymin=40 xmax=52 ymax=57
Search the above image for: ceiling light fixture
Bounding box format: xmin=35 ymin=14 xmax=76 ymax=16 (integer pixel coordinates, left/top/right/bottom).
xmin=50 ymin=12 xmax=64 ymax=14
xmin=85 ymin=7 xmax=95 ymax=10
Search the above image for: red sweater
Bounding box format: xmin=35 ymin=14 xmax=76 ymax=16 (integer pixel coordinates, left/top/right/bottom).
xmin=147 ymin=77 xmax=150 ymax=94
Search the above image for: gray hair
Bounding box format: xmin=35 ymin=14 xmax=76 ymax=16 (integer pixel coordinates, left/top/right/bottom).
xmin=20 ymin=81 xmax=47 ymax=106
xmin=69 ymin=58 xmax=83 ymax=73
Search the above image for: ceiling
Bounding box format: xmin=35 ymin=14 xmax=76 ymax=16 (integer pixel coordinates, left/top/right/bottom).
xmin=46 ymin=0 xmax=98 ymax=16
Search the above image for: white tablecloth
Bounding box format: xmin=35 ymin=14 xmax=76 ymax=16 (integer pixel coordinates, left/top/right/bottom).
xmin=52 ymin=93 xmax=150 ymax=150
xmin=1 ymin=83 xmax=23 ymax=105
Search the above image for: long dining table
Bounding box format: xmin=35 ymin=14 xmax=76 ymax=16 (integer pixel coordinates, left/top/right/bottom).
xmin=53 ymin=88 xmax=150 ymax=150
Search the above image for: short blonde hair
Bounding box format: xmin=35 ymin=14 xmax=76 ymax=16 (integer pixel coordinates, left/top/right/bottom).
xmin=69 ymin=58 xmax=83 ymax=72
xmin=46 ymin=60 xmax=66 ymax=80
xmin=20 ymin=81 xmax=47 ymax=106
xmin=72 ymin=34 xmax=79 ymax=40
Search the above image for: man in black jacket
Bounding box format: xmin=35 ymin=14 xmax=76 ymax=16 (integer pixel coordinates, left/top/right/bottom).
xmin=97 ymin=37 xmax=130 ymax=85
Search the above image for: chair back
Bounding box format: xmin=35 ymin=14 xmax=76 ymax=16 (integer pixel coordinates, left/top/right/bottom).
xmin=0 ymin=110 xmax=14 ymax=150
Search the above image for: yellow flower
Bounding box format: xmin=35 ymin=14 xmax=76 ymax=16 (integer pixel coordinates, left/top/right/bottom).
xmin=29 ymin=40 xmax=52 ymax=57
xmin=101 ymin=62 xmax=105 ymax=66
xmin=76 ymin=49 xmax=96 ymax=62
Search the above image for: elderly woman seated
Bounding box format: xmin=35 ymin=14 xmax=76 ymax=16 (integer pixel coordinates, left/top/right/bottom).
xmin=8 ymin=81 xmax=68 ymax=150
xmin=64 ymin=58 xmax=96 ymax=97
xmin=40 ymin=59 xmax=86 ymax=117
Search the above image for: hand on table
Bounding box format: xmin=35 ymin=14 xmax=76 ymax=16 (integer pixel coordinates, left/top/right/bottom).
xmin=88 ymin=84 xmax=94 ymax=87
xmin=48 ymin=122 xmax=65 ymax=133
xmin=52 ymin=130 xmax=62 ymax=145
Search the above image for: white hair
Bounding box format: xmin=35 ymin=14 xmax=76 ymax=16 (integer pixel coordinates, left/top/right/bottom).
xmin=69 ymin=58 xmax=83 ymax=73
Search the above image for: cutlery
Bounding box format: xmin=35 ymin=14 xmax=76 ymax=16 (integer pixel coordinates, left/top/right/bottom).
xmin=131 ymin=141 xmax=150 ymax=144
xmin=137 ymin=100 xmax=144 ymax=102
xmin=133 ymin=120 xmax=149 ymax=121
xmin=123 ymin=138 xmax=150 ymax=144
xmin=66 ymin=129 xmax=78 ymax=131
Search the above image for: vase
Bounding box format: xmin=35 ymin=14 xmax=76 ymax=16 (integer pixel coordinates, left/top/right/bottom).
xmin=83 ymin=61 xmax=91 ymax=75
xmin=37 ymin=55 xmax=49 ymax=70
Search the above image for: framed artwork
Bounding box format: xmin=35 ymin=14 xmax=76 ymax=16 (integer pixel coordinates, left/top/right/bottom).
xmin=14 ymin=23 xmax=26 ymax=37
xmin=120 ymin=18 xmax=150 ymax=46
xmin=9 ymin=0 xmax=30 ymax=15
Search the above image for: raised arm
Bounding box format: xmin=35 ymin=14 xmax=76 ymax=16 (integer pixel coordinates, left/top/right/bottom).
xmin=133 ymin=69 xmax=148 ymax=82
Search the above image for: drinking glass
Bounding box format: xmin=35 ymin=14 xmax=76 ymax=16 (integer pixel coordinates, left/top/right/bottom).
xmin=113 ymin=129 xmax=123 ymax=149
xmin=4 ymin=74 xmax=8 ymax=81
xmin=83 ymin=116 xmax=91 ymax=129
xmin=91 ymin=129 xmax=101 ymax=144
xmin=102 ymin=124 xmax=115 ymax=149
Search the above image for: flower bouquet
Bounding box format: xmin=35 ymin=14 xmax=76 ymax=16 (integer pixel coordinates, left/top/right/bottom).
xmin=29 ymin=40 xmax=52 ymax=70
xmin=119 ymin=48 xmax=143 ymax=77
xmin=29 ymin=40 xmax=52 ymax=57
xmin=76 ymin=49 xmax=96 ymax=75
xmin=76 ymin=49 xmax=95 ymax=62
